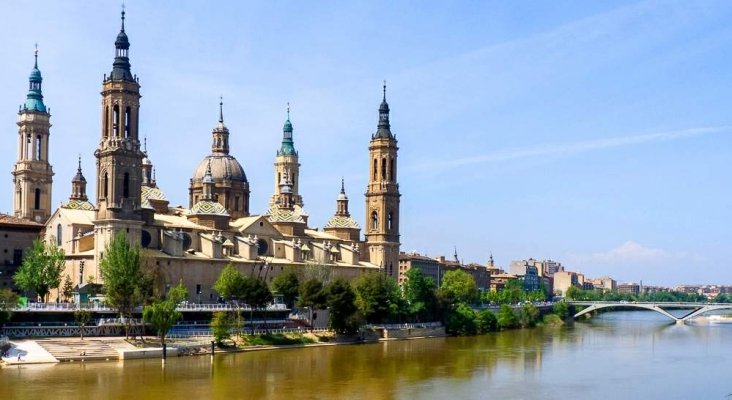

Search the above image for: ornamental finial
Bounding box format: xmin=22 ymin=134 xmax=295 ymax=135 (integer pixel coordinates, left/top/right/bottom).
xmin=383 ymin=80 xmax=386 ymax=101
xmin=121 ymin=3 xmax=126 ymax=32
xmin=34 ymin=43 xmax=38 ymax=68
xmin=218 ymin=96 xmax=224 ymax=123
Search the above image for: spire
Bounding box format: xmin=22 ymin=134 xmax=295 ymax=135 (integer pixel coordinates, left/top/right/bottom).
xmin=211 ymin=98 xmax=230 ymax=154
xmin=202 ymin=159 xmax=215 ymax=200
xmin=70 ymin=155 xmax=88 ymax=201
xmin=336 ymin=178 xmax=350 ymax=216
xmin=278 ymin=102 xmax=297 ymax=156
xmin=24 ymin=44 xmax=46 ymax=113
xmin=373 ymin=81 xmax=393 ymax=139
xmin=453 ymin=246 xmax=459 ymax=263
xmin=110 ymin=5 xmax=134 ymax=82
xmin=73 ymin=155 xmax=86 ymax=182
xmin=218 ymin=96 xmax=224 ymax=124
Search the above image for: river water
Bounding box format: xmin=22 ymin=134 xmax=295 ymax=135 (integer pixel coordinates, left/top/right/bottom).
xmin=1 ymin=311 xmax=731 ymax=399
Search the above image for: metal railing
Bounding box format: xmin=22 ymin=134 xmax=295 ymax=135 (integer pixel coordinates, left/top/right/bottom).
xmin=365 ymin=322 xmax=442 ymax=330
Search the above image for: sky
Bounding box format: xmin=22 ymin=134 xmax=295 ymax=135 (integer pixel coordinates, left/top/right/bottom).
xmin=0 ymin=0 xmax=730 ymax=286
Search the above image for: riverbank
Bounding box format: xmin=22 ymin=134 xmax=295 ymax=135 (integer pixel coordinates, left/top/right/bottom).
xmin=0 ymin=327 xmax=447 ymax=366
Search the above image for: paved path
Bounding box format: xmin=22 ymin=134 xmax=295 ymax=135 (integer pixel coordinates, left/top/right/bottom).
xmin=1 ymin=339 xmax=58 ymax=365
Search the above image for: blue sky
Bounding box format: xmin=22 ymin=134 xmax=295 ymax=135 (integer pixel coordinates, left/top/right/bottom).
xmin=1 ymin=1 xmax=730 ymax=286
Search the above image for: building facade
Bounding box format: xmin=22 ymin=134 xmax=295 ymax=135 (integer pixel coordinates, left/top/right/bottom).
xmin=8 ymin=10 xmax=402 ymax=302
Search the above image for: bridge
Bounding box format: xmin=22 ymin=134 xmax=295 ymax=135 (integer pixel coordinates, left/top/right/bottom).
xmin=569 ymin=301 xmax=732 ymax=324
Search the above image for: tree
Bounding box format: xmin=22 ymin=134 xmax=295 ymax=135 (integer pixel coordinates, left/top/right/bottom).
xmin=62 ymin=274 xmax=73 ymax=303
xmin=214 ymin=264 xmax=246 ymax=304
xmin=446 ymin=303 xmax=477 ymax=336
xmin=241 ymin=277 xmax=273 ymax=333
xmin=499 ymin=279 xmax=525 ymax=304
xmin=271 ymin=270 xmax=300 ymax=308
xmin=517 ymin=303 xmax=539 ymax=328
xmin=497 ymin=304 xmax=517 ymax=329
xmin=143 ymin=281 xmax=188 ymax=347
xmin=99 ymin=231 xmax=145 ymax=338
xmin=403 ymin=268 xmax=439 ymax=322
xmin=439 ymin=270 xmax=478 ymax=305
xmin=325 ymin=277 xmax=358 ymax=335
xmin=553 ymin=301 xmax=570 ymax=319
xmin=0 ymin=289 xmax=19 ymax=328
xmin=565 ymin=286 xmax=581 ymax=300
xmin=74 ymin=309 xmax=93 ymax=340
xmin=298 ymin=279 xmax=327 ymax=309
xmin=476 ymin=309 xmax=498 ymax=334
xmin=353 ymin=272 xmax=402 ymax=324
xmin=13 ymin=238 xmax=65 ymax=302
xmin=211 ymin=311 xmax=233 ymax=346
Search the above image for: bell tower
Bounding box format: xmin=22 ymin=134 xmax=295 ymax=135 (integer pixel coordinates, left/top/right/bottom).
xmin=364 ymin=83 xmax=401 ymax=279
xmin=94 ymin=8 xmax=144 ymax=250
xmin=12 ymin=46 xmax=54 ymax=223
xmin=270 ymin=104 xmax=303 ymax=207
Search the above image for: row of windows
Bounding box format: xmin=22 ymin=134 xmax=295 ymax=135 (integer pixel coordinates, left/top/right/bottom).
xmin=24 ymin=134 xmax=43 ymax=160
xmin=370 ymin=210 xmax=395 ymax=232
xmin=103 ymin=105 xmax=134 ymax=139
xmin=372 ymin=157 xmax=396 ymax=181
xmin=100 ymin=172 xmax=131 ymax=199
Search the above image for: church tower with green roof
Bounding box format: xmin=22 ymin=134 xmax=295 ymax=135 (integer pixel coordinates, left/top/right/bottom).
xmin=270 ymin=105 xmax=303 ymax=207
xmin=12 ymin=46 xmax=54 ymax=223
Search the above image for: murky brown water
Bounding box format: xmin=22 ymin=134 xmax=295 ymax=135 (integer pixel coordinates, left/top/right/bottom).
xmin=2 ymin=311 xmax=731 ymax=399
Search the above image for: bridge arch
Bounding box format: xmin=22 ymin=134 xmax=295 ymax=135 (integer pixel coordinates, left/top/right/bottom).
xmin=573 ymin=303 xmax=682 ymax=322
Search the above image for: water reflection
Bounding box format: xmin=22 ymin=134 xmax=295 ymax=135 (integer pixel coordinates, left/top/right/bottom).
xmin=2 ymin=311 xmax=732 ymax=399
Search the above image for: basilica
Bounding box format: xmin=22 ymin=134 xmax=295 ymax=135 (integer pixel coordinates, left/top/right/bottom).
xmin=9 ymin=11 xmax=401 ymax=302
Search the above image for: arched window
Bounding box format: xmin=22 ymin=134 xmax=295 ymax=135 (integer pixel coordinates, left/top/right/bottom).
xmin=113 ymin=105 xmax=120 ymax=137
xmin=389 ymin=158 xmax=395 ymax=182
xmin=26 ymin=134 xmax=32 ymax=159
xmin=387 ymin=212 xmax=393 ymax=232
xmin=124 ymin=107 xmax=131 ymax=138
xmin=381 ymin=158 xmax=387 ymax=180
xmin=371 ymin=211 xmax=378 ymax=231
xmin=102 ymin=173 xmax=109 ymax=198
xmin=103 ymin=106 xmax=109 ymax=138
xmin=56 ymin=224 xmax=62 ymax=246
xmin=123 ymin=173 xmax=130 ymax=198
xmin=373 ymin=159 xmax=378 ymax=180
xmin=36 ymin=135 xmax=42 ymax=160
xmin=34 ymin=188 xmax=40 ymax=210
xmin=235 ymin=196 xmax=240 ymax=211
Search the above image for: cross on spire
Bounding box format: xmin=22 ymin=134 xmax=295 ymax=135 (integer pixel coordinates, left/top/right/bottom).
xmin=218 ymin=96 xmax=224 ymax=123
xmin=121 ymin=3 xmax=126 ymax=31
xmin=383 ymin=80 xmax=387 ymax=101
xmin=34 ymin=43 xmax=38 ymax=67
xmin=286 ymin=102 xmax=290 ymax=120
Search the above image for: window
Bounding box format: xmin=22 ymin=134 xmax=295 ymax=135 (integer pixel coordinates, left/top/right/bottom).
xmin=124 ymin=107 xmax=131 ymax=138
xmin=13 ymin=249 xmax=22 ymax=266
xmin=113 ymin=105 xmax=120 ymax=137
xmin=381 ymin=157 xmax=387 ymax=180
xmin=390 ymin=158 xmax=395 ymax=181
xmin=387 ymin=212 xmax=393 ymax=232
xmin=371 ymin=211 xmax=378 ymax=231
xmin=26 ymin=134 xmax=31 ymax=159
xmin=34 ymin=188 xmax=40 ymax=210
xmin=104 ymin=106 xmax=109 ymax=138
xmin=235 ymin=196 xmax=240 ymax=211
xmin=36 ymin=135 xmax=42 ymax=160
xmin=102 ymin=173 xmax=109 ymax=198
xmin=56 ymin=224 xmax=62 ymax=246
xmin=373 ymin=159 xmax=378 ymax=180
xmin=123 ymin=173 xmax=130 ymax=198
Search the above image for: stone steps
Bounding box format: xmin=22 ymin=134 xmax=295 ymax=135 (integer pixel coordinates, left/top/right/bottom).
xmin=36 ymin=339 xmax=120 ymax=361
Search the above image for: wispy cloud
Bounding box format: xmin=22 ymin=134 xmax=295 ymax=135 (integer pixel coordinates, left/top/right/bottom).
xmin=569 ymin=241 xmax=670 ymax=265
xmin=406 ymin=125 xmax=732 ymax=174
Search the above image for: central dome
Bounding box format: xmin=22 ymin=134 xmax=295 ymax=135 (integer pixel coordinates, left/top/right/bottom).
xmin=192 ymin=154 xmax=248 ymax=183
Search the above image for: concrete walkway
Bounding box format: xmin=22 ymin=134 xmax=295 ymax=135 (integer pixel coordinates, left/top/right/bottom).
xmin=1 ymin=339 xmax=58 ymax=365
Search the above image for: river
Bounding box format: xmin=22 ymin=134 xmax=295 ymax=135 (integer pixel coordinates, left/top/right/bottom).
xmin=1 ymin=311 xmax=730 ymax=399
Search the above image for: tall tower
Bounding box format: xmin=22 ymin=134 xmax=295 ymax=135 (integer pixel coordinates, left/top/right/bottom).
xmin=364 ymin=83 xmax=401 ymax=279
xmin=12 ymin=46 xmax=54 ymax=223
xmin=270 ymin=104 xmax=303 ymax=207
xmin=94 ymin=8 xmax=144 ymax=250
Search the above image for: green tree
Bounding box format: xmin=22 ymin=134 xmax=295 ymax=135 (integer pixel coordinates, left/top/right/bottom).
xmin=476 ymin=309 xmax=498 ymax=334
xmin=446 ymin=303 xmax=477 ymax=336
xmin=438 ymin=270 xmax=478 ymax=305
xmin=499 ymin=279 xmax=525 ymax=304
xmin=74 ymin=309 xmax=93 ymax=340
xmin=211 ymin=311 xmax=233 ymax=346
xmin=62 ymin=274 xmax=73 ymax=303
xmin=353 ymin=272 xmax=402 ymax=324
xmin=213 ymin=264 xmax=246 ymax=304
xmin=565 ymin=286 xmax=581 ymax=300
xmin=298 ymin=279 xmax=327 ymax=309
xmin=143 ymin=281 xmax=188 ymax=347
xmin=13 ymin=239 xmax=65 ymax=302
xmin=553 ymin=301 xmax=570 ymax=319
xmin=241 ymin=277 xmax=273 ymax=332
xmin=325 ymin=277 xmax=359 ymax=335
xmin=402 ymin=268 xmax=439 ymax=322
xmin=99 ymin=231 xmax=145 ymax=338
xmin=271 ymin=269 xmax=300 ymax=308
xmin=497 ymin=304 xmax=517 ymax=329
xmin=517 ymin=303 xmax=540 ymax=328
xmin=0 ymin=289 xmax=20 ymax=328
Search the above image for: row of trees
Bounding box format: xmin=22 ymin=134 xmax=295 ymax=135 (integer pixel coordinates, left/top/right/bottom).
xmin=564 ymin=286 xmax=707 ymax=303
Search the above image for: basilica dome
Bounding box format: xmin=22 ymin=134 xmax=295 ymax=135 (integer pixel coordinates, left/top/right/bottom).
xmin=192 ymin=154 xmax=248 ymax=183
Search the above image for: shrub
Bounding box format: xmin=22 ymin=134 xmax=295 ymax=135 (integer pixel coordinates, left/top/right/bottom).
xmin=497 ymin=304 xmax=517 ymax=329
xmin=446 ymin=303 xmax=477 ymax=336
xmin=476 ymin=309 xmax=498 ymax=334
